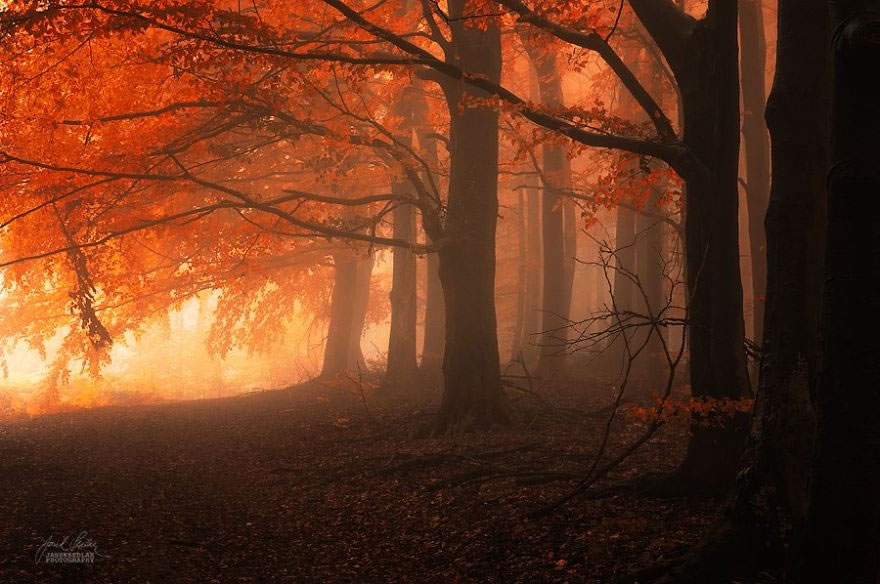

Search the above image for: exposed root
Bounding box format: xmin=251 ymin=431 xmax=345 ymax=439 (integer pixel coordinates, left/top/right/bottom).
xmin=584 ymin=470 xmax=730 ymax=501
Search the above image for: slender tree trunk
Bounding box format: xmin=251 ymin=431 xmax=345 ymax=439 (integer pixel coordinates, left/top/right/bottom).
xmin=625 ymin=45 xmax=668 ymax=380
xmin=432 ymin=0 xmax=507 ymax=432
xmin=739 ymin=0 xmax=771 ymax=347
xmin=530 ymin=52 xmax=574 ymax=378
xmin=562 ymin=164 xmax=577 ymax=334
xmin=385 ymin=199 xmax=419 ymax=387
xmin=799 ymin=7 xmax=880 ymax=581
xmin=348 ymin=253 xmax=374 ymax=370
xmin=518 ymin=62 xmax=543 ymax=369
xmin=612 ymin=205 xmax=637 ymax=324
xmin=519 ymin=185 xmax=542 ymax=367
xmin=634 ymin=199 xmax=667 ymax=380
xmin=421 ymin=247 xmax=445 ymax=372
xmin=418 ymin=130 xmax=445 ymax=374
xmin=608 ymin=40 xmax=642 ymax=368
xmin=321 ymin=253 xmax=360 ymax=378
xmin=510 ymin=190 xmax=528 ymax=360
xmin=385 ymin=75 xmax=422 ymax=387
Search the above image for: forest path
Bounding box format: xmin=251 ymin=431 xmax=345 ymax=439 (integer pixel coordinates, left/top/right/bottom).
xmin=0 ymin=381 xmax=718 ymax=583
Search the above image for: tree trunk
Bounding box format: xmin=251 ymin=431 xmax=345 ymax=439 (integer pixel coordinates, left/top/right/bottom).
xmin=348 ymin=253 xmax=374 ymax=370
xmin=611 ymin=205 xmax=637 ymax=337
xmin=321 ymin=253 xmax=360 ymax=378
xmin=510 ymin=190 xmax=528 ymax=360
xmin=385 ymin=200 xmax=419 ymax=387
xmin=432 ymin=0 xmax=507 ymax=433
xmin=673 ymin=1 xmax=752 ymax=494
xmin=531 ymin=52 xmax=574 ymax=378
xmin=739 ymin=0 xmax=771 ymax=347
xmin=385 ymin=74 xmax=421 ymax=388
xmin=421 ymin=245 xmax=445 ymax=372
xmin=731 ymin=0 xmax=828 ymax=560
xmin=626 ymin=45 xmax=668 ymax=381
xmin=519 ymin=185 xmax=542 ymax=368
xmin=799 ymin=7 xmax=880 ymax=582
xmin=660 ymin=2 xmax=830 ymax=579
xmin=562 ymin=165 xmax=577 ymax=337
xmin=418 ymin=130 xmax=445 ymax=374
xmin=634 ymin=198 xmax=668 ymax=381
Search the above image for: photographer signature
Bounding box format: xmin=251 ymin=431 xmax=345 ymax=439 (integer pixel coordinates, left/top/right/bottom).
xmin=35 ymin=531 xmax=103 ymax=564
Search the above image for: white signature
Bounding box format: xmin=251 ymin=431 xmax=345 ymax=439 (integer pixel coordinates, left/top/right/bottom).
xmin=35 ymin=531 xmax=103 ymax=564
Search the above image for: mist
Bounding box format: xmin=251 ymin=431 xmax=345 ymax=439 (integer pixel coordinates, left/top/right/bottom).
xmin=1 ymin=0 xmax=878 ymax=582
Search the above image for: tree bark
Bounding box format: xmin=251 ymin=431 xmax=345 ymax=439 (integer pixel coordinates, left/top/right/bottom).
xmin=799 ymin=6 xmax=880 ymax=582
xmin=418 ymin=131 xmax=445 ymax=374
xmin=739 ymin=0 xmax=771 ymax=347
xmin=385 ymin=197 xmax=419 ymax=387
xmin=630 ymin=0 xmax=752 ymax=493
xmin=519 ymin=184 xmax=542 ymax=367
xmin=658 ymin=2 xmax=830 ymax=579
xmin=562 ymin=163 xmax=577 ymax=340
xmin=321 ymin=252 xmax=361 ymax=378
xmin=525 ymin=49 xmax=574 ymax=378
xmin=613 ymin=204 xmax=637 ymax=316
xmin=732 ymin=0 xmax=828 ymax=559
xmin=510 ymin=190 xmax=528 ymax=360
xmin=348 ymin=252 xmax=374 ymax=370
xmin=634 ymin=197 xmax=667 ymax=380
xmin=432 ymin=0 xmax=508 ymax=432
xmin=421 ymin=245 xmax=445 ymax=372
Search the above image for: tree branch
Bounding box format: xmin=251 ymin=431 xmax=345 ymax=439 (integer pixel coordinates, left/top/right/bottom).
xmin=626 ymin=0 xmax=696 ymax=77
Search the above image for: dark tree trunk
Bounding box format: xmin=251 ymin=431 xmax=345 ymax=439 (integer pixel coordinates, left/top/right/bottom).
xmin=677 ymin=4 xmax=751 ymax=493
xmin=799 ymin=6 xmax=880 ymax=582
xmin=658 ymin=2 xmax=830 ymax=579
xmin=732 ymin=0 xmax=828 ymax=556
xmin=739 ymin=0 xmax=771 ymax=347
xmin=729 ymin=0 xmax=828 ymax=557
xmin=629 ymin=0 xmax=752 ymax=493
xmin=432 ymin=0 xmax=507 ymax=432
xmin=385 ymin=198 xmax=419 ymax=387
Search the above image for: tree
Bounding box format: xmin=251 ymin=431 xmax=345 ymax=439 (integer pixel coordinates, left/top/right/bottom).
xmin=799 ymin=4 xmax=880 ymax=580
xmin=651 ymin=0 xmax=831 ymax=579
xmin=520 ymin=38 xmax=575 ymax=378
xmin=430 ymin=0 xmax=509 ymax=432
xmin=739 ymin=0 xmax=771 ymax=347
xmin=625 ymin=0 xmax=751 ymax=492
xmin=385 ymin=90 xmax=421 ymax=389
xmin=322 ymin=249 xmax=374 ymax=378
xmin=0 ymin=0 xmax=751 ymax=444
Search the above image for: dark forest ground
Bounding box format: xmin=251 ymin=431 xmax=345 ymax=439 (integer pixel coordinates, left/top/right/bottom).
xmin=0 ymin=373 xmax=762 ymax=583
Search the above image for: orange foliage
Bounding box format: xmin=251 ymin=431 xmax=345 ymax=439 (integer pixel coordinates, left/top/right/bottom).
xmin=0 ymin=0 xmax=683 ymax=405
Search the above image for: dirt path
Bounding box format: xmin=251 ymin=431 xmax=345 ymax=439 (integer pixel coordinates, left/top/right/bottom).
xmin=0 ymin=383 xmax=719 ymax=583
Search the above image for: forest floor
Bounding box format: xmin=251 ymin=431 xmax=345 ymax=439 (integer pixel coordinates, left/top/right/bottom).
xmin=0 ymin=372 xmax=761 ymax=583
